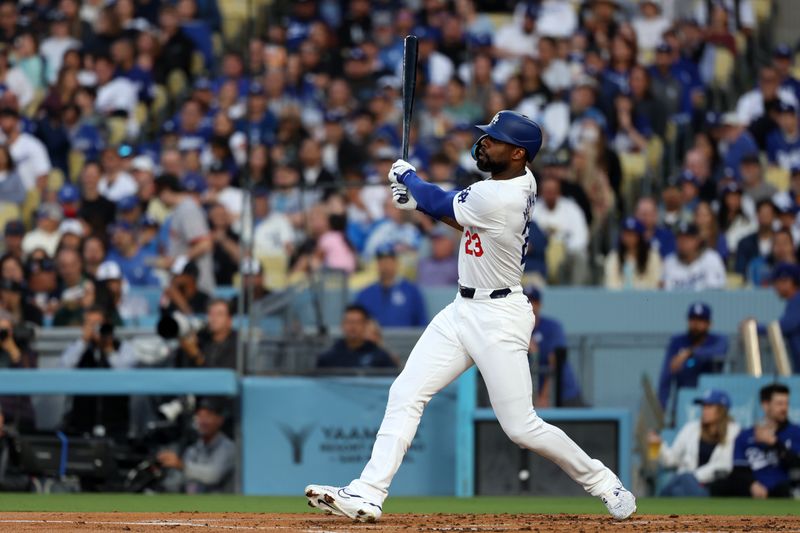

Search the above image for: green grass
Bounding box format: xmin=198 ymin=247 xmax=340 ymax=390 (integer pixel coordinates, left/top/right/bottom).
xmin=0 ymin=494 xmax=797 ymax=516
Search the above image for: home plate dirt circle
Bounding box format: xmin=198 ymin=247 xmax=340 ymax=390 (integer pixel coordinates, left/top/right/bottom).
xmin=0 ymin=513 xmax=798 ymax=532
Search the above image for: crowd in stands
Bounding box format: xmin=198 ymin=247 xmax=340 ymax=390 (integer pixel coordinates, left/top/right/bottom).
xmin=0 ymin=0 xmax=797 ymax=337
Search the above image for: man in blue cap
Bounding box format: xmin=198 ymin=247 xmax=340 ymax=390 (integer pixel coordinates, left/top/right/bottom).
xmin=525 ymin=286 xmax=584 ymax=407
xmin=772 ymin=45 xmax=800 ymax=104
xmin=764 ymin=262 xmax=800 ymax=371
xmin=658 ymin=302 xmax=729 ymax=409
xmin=354 ymin=244 xmax=427 ymax=328
xmin=766 ymin=101 xmax=800 ymax=172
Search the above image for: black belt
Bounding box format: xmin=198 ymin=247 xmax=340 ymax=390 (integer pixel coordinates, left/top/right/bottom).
xmin=459 ymin=286 xmax=512 ymax=299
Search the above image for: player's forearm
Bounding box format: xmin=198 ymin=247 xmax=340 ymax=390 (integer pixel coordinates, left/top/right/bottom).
xmin=401 ymin=172 xmax=457 ymax=220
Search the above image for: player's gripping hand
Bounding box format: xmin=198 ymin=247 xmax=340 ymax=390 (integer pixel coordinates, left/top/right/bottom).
xmin=391 ymin=183 xmax=417 ymax=210
xmin=388 ymin=159 xmax=416 ymax=184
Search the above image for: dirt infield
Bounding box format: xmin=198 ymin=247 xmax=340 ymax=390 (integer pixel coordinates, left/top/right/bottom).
xmin=0 ymin=513 xmax=798 ymax=532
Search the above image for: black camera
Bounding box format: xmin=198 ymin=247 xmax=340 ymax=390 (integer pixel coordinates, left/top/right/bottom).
xmin=99 ymin=323 xmax=115 ymax=337
xmin=0 ymin=328 xmax=8 ymax=341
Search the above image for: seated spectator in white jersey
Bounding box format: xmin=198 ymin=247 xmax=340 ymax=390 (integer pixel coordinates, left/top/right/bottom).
xmin=649 ymin=389 xmax=740 ymax=497
xmin=417 ymin=225 xmax=459 ymax=287
xmin=99 ymin=145 xmax=138 ymax=202
xmin=662 ymin=222 xmax=726 ymax=291
xmin=0 ymin=106 xmax=51 ymax=191
xmin=531 ymin=176 xmax=589 ymax=285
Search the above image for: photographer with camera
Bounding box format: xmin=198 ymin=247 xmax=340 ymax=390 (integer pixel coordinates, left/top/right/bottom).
xmin=0 ymin=311 xmax=36 ymax=431
xmin=0 ymin=278 xmax=42 ymax=326
xmin=156 ymin=397 xmax=235 ymax=493
xmin=53 ymin=247 xmax=95 ymax=327
xmin=169 ymin=299 xmax=237 ymax=369
xmin=160 ymin=257 xmax=210 ymax=317
xmin=60 ymin=306 xmax=137 ymax=440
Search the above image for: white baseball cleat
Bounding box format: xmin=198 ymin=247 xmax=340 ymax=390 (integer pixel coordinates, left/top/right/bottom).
xmin=304 ymin=484 xmax=383 ymax=523
xmin=599 ymin=481 xmax=636 ymax=520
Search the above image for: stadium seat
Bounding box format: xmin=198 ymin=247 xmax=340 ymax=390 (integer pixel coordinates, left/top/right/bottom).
xmin=0 ymin=202 xmax=20 ymax=230
xmin=260 ymin=255 xmax=289 ymax=290
xmin=765 ymin=165 xmax=790 ymax=191
xmin=545 ymin=240 xmax=566 ymax=285
xmin=68 ymin=150 xmax=85 ymax=182
xmin=106 ymin=117 xmax=129 ymax=145
xmin=167 ymin=70 xmax=189 ymax=101
xmin=752 ymin=0 xmax=773 ymax=24
xmin=712 ymin=47 xmax=735 ymax=89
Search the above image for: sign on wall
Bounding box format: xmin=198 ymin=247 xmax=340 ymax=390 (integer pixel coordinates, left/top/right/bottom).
xmin=242 ymin=377 xmax=456 ymax=495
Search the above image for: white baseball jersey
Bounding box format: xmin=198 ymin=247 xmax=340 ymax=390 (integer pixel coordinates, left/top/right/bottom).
xmin=662 ymin=249 xmax=727 ymax=291
xmin=452 ymin=168 xmax=537 ymax=289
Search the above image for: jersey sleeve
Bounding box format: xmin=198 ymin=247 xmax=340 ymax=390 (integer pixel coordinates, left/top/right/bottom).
xmin=452 ymin=182 xmax=505 ymax=233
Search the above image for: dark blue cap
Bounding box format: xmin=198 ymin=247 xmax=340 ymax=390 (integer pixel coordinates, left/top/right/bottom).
xmin=774 ymin=44 xmax=793 ymax=59
xmin=680 ymin=170 xmax=700 ymax=186
xmin=791 ymin=164 xmax=800 ymax=175
xmin=140 ymin=214 xmax=159 ymax=227
xmin=656 ymin=42 xmax=672 ymax=54
xmin=347 ymin=47 xmax=367 ymax=61
xmin=740 ymin=151 xmax=760 ymax=164
xmin=720 ymin=181 xmax=742 ymax=195
xmin=694 ymin=388 xmax=731 ymax=409
xmin=467 ymin=33 xmax=492 ymax=48
xmin=523 ymin=286 xmax=541 ymax=301
xmin=413 ymin=26 xmax=437 ymax=41
xmin=117 ymin=195 xmax=139 ymax=212
xmin=677 ymin=221 xmax=699 ymax=236
xmin=772 ymin=262 xmax=800 ymax=284
xmin=248 ymin=81 xmax=265 ymax=96
xmin=58 ymin=184 xmax=80 ymax=204
xmin=4 ymin=219 xmax=25 ymax=236
xmin=687 ymin=301 xmax=711 ymax=321
xmin=109 ymin=220 xmax=134 ymax=233
xmin=182 ymin=172 xmax=207 ymax=193
xmin=161 ymin=120 xmax=177 ymax=134
xmin=194 ymin=77 xmax=212 ymax=91
xmin=621 ymin=216 xmax=644 ymax=235
xmin=524 ymin=2 xmax=540 ymax=18
xmin=705 ymin=110 xmax=722 ymax=127
xmin=324 ymin=110 xmax=346 ymax=123
xmin=776 ymin=100 xmax=797 ymax=114
xmin=375 ymin=243 xmax=396 ymax=258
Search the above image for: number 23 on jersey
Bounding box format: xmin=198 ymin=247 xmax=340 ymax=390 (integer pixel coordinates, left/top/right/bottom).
xmin=464 ymin=230 xmax=484 ymax=257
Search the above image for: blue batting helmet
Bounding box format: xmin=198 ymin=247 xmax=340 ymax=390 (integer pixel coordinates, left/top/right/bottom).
xmin=471 ymin=111 xmax=543 ymax=162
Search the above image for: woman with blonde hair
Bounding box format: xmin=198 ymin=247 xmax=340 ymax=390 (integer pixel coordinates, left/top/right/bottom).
xmin=649 ymin=389 xmax=740 ymax=497
xmin=604 ymin=217 xmax=662 ymax=289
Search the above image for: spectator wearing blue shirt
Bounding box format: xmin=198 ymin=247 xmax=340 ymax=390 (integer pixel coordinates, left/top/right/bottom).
xmin=720 ymin=384 xmax=800 ymax=498
xmin=766 ymin=101 xmax=800 ymax=171
xmin=525 ymin=287 xmax=584 ymax=407
xmin=317 ymin=304 xmax=396 ymax=369
xmin=773 ymin=45 xmax=800 ymax=105
xmin=106 ymin=222 xmax=159 ymax=287
xmin=635 ymin=196 xmax=676 ymax=258
xmin=355 ymin=245 xmax=427 ymax=328
xmin=735 ymin=200 xmax=777 ymax=276
xmin=765 ymin=263 xmax=800 ymax=371
xmin=721 ymin=113 xmax=761 ymax=182
xmin=658 ymin=303 xmax=728 ymax=409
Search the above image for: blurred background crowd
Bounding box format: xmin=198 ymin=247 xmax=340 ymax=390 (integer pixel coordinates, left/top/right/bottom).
xmin=0 ymin=0 xmax=798 ymax=328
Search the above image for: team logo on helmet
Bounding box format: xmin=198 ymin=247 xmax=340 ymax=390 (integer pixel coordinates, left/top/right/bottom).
xmin=490 ymin=113 xmax=500 ymax=125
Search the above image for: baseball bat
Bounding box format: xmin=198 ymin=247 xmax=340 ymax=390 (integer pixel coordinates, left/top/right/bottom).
xmin=397 ymin=35 xmax=418 ymax=205
xmin=401 ymin=34 xmax=418 ymax=162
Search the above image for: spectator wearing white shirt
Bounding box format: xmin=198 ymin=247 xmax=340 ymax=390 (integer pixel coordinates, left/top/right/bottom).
xmin=0 ymin=41 xmax=34 ymax=110
xmin=205 ymin=161 xmax=244 ymax=223
xmin=39 ymin=12 xmax=80 ymax=85
xmin=649 ymin=389 xmax=740 ymax=497
xmin=252 ymin=188 xmax=294 ymax=259
xmin=21 ymin=203 xmax=63 ymax=258
xmin=662 ymin=222 xmax=727 ymax=290
xmin=93 ymin=54 xmax=139 ymax=137
xmin=632 ymin=0 xmax=671 ymax=64
xmin=736 ymin=66 xmax=798 ymax=126
xmin=532 ymin=176 xmax=590 ymax=284
xmin=0 ymin=106 xmax=51 ymax=191
xmin=538 ymin=37 xmax=572 ymax=94
xmin=98 ymin=146 xmax=138 ymax=202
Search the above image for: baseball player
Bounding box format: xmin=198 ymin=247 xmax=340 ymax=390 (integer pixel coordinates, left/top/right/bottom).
xmin=306 ymin=111 xmax=636 ymax=522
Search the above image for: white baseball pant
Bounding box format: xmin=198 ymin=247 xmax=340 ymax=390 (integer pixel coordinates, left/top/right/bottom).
xmin=350 ymin=292 xmax=618 ymax=503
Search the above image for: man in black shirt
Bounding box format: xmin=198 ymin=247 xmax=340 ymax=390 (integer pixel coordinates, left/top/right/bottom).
xmin=78 ymin=161 xmax=116 ymax=237
xmin=161 ymin=258 xmax=210 ymax=316
xmin=317 ymin=304 xmax=396 ymax=369
xmin=173 ymin=299 xmax=237 ymax=369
